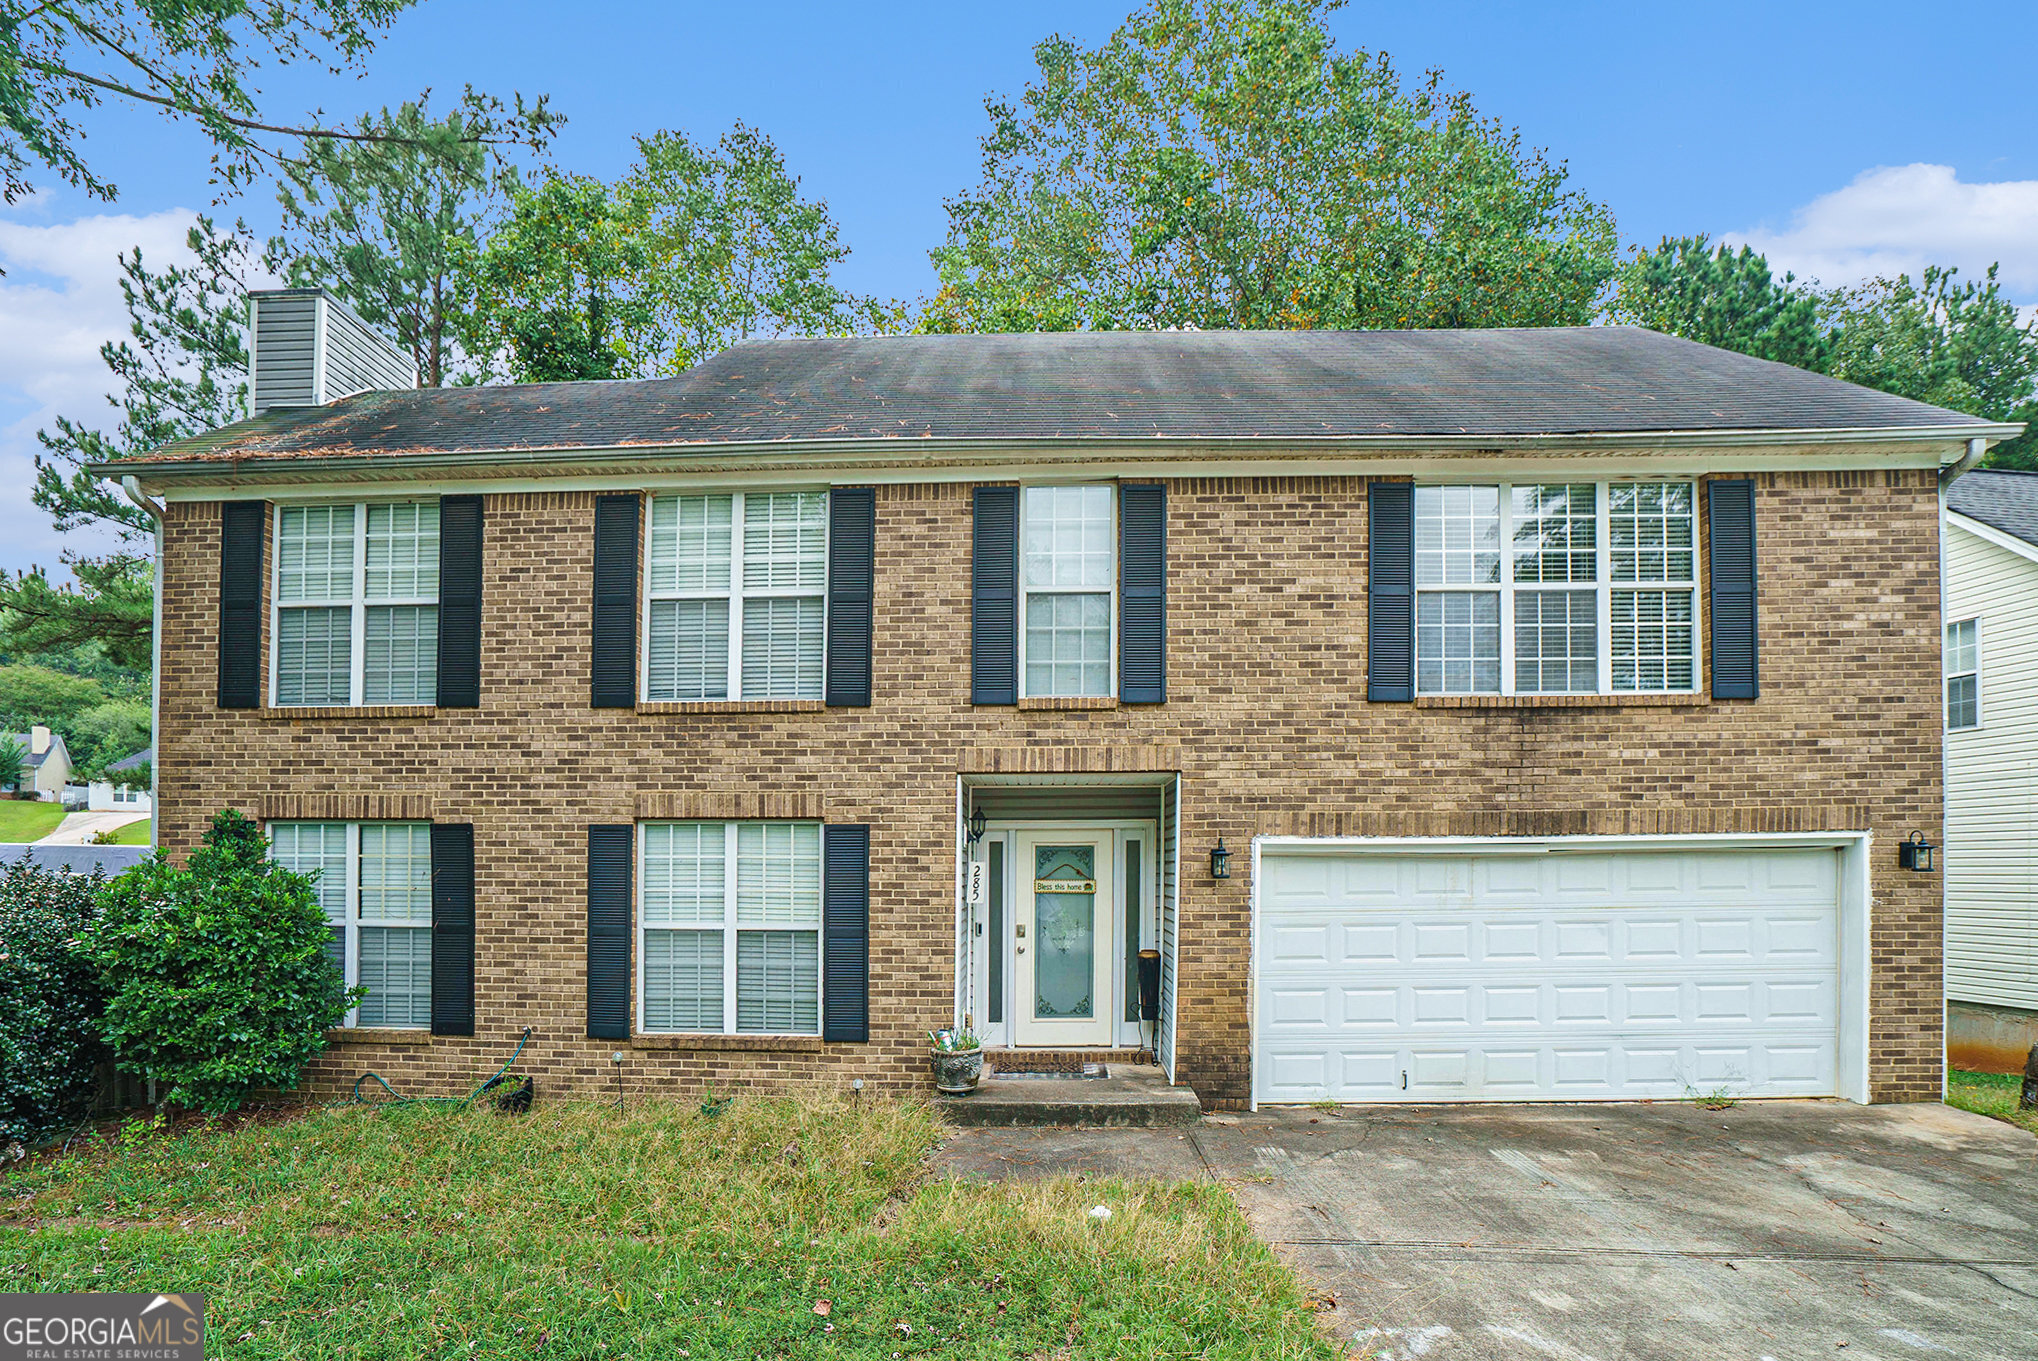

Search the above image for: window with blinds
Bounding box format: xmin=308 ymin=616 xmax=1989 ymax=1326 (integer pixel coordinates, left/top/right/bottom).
xmin=640 ymin=821 xmax=822 ymax=1034
xmin=274 ymin=501 xmax=439 ymax=706
xmin=270 ymin=820 xmax=433 ymax=1028
xmin=644 ymin=492 xmax=826 ymax=702
xmin=1021 ymin=485 xmax=1115 ymax=697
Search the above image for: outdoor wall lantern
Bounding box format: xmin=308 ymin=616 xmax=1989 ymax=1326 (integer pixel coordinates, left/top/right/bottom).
xmin=1898 ymin=831 xmax=1936 ymax=873
xmin=1209 ymin=838 xmax=1232 ymax=880
xmin=966 ymin=805 xmax=987 ymax=848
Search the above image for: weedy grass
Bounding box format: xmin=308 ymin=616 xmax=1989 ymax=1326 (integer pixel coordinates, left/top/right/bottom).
xmin=2 ymin=1097 xmax=1336 ymax=1359
xmin=1947 ymin=1068 xmax=2038 ymax=1137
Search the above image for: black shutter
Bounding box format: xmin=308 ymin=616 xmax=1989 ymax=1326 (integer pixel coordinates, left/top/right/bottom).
xmin=1119 ymin=483 xmax=1167 ymax=703
xmin=1367 ymin=481 xmax=1415 ymax=702
xmin=822 ymin=823 xmax=870 ymax=1043
xmin=591 ymin=495 xmax=639 ymax=708
xmin=436 ymin=495 xmax=484 ymax=708
xmin=587 ymin=824 xmax=633 ymax=1040
xmin=217 ymin=500 xmax=266 ymax=708
xmin=1708 ymin=479 xmax=1759 ymax=699
xmin=970 ymin=487 xmax=1019 ymax=705
xmin=430 ymin=823 xmax=476 ymax=1036
xmin=825 ymin=487 xmax=876 ymax=707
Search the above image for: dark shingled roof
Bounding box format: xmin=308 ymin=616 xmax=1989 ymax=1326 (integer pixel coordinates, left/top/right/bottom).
xmin=106 ymin=746 xmax=152 ymax=774
xmin=124 ymin=327 xmax=1993 ymax=467
xmin=1 ymin=844 xmax=149 ymax=876
xmin=1948 ymin=468 xmax=2038 ymax=548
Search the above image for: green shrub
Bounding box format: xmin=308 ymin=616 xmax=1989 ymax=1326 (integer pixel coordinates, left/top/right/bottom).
xmin=84 ymin=810 xmax=361 ymax=1113
xmin=0 ymin=852 xmax=108 ymax=1147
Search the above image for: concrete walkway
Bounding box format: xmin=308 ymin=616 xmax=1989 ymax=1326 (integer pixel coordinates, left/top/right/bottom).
xmin=938 ymin=1100 xmax=2038 ymax=1360
xmin=37 ymin=809 xmax=148 ymax=844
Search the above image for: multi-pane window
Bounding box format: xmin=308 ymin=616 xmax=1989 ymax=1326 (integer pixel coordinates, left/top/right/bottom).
xmin=1946 ymin=618 xmax=1980 ymax=730
xmin=644 ymin=493 xmax=827 ymax=701
xmin=270 ymin=821 xmax=433 ymax=1028
xmin=1414 ymin=482 xmax=1698 ymax=696
xmin=274 ymin=502 xmax=439 ymax=706
xmin=640 ymin=821 xmax=822 ymax=1034
xmin=1022 ymin=486 xmax=1114 ymax=697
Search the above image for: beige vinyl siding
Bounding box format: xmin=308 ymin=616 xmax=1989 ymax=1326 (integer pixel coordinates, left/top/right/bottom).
xmin=1944 ymin=518 xmax=2038 ymax=1010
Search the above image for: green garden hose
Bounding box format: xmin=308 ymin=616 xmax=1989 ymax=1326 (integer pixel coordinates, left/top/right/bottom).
xmin=343 ymin=1026 xmax=533 ymax=1108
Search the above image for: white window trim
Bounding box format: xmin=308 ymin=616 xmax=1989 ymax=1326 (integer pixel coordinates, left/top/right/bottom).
xmin=1945 ymin=616 xmax=1982 ymax=731
xmin=1414 ymin=480 xmax=1702 ymax=697
xmin=269 ymin=501 xmax=439 ymax=708
xmin=271 ymin=820 xmax=432 ymax=1031
xmin=638 ymin=491 xmax=831 ymax=703
xmin=634 ymin=820 xmax=825 ymax=1037
xmin=1017 ymin=484 xmax=1118 ymax=700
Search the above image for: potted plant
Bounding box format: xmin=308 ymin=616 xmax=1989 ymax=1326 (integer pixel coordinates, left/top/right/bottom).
xmin=928 ymin=1027 xmax=984 ymax=1095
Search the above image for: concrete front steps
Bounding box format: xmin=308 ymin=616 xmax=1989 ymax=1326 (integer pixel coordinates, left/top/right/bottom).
xmin=936 ymin=1054 xmax=1203 ymax=1128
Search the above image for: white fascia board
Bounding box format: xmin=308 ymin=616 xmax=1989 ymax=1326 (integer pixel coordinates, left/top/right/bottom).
xmin=1946 ymin=509 xmax=2038 ymax=567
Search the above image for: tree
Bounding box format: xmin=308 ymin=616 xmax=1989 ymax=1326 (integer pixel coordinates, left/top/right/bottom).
xmin=0 ymin=735 xmax=25 ymax=792
xmin=0 ymin=557 xmax=155 ymax=672
xmin=628 ymin=124 xmax=879 ymax=372
xmin=924 ymin=0 xmax=1619 ymax=333
xmin=2 ymin=0 xmax=561 ymax=206
xmin=466 ymin=172 xmax=664 ymax=381
xmin=83 ymin=810 xmax=359 ymax=1113
xmin=67 ymin=695 xmax=150 ymax=778
xmin=269 ymin=90 xmax=555 ymax=386
xmin=1611 ymin=235 xmax=1829 ymax=371
xmin=0 ymin=662 xmax=105 ymax=734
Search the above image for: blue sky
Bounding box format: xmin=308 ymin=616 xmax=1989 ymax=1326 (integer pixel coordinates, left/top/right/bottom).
xmin=5 ymin=0 xmax=2038 ymax=574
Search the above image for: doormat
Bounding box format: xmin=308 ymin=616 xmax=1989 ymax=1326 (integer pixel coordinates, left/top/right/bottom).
xmin=992 ymin=1063 xmax=1109 ymax=1080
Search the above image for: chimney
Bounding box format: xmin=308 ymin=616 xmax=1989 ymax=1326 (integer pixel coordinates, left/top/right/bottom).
xmin=248 ymin=288 xmax=419 ymax=415
xmin=30 ymin=725 xmax=50 ymax=756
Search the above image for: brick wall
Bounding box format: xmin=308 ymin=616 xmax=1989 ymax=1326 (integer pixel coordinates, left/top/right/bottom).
xmin=154 ymin=468 xmax=1945 ymax=1108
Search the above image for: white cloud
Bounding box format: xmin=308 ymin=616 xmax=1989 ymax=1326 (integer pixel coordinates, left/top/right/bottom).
xmin=1727 ymin=164 xmax=2038 ymax=301
xmin=0 ymin=206 xmax=201 ymax=576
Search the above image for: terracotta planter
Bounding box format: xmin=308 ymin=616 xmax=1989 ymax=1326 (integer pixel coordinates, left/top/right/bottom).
xmin=929 ymin=1046 xmax=984 ymax=1095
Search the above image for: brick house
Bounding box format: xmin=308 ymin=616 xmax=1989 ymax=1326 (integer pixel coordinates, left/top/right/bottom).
xmin=109 ymin=290 xmax=2022 ymax=1109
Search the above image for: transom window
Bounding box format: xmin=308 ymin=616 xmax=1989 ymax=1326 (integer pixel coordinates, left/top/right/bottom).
xmin=270 ymin=821 xmax=432 ymax=1028
xmin=644 ymin=492 xmax=827 ymax=701
xmin=1414 ymin=481 xmax=1699 ymax=696
xmin=1022 ymin=485 xmax=1114 ymax=697
xmin=273 ymin=502 xmax=439 ymax=706
xmin=1946 ymin=618 xmax=1980 ymax=730
xmin=639 ymin=821 xmax=822 ymax=1035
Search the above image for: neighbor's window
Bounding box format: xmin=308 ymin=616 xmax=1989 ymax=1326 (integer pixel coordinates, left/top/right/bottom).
xmin=270 ymin=821 xmax=432 ymax=1028
xmin=274 ymin=502 xmax=439 ymax=706
xmin=1946 ymin=618 xmax=1980 ymax=729
xmin=1414 ymin=481 xmax=1698 ymax=696
xmin=639 ymin=821 xmax=821 ymax=1034
xmin=644 ymin=493 xmax=827 ymax=702
xmin=1022 ymin=486 xmax=1114 ymax=697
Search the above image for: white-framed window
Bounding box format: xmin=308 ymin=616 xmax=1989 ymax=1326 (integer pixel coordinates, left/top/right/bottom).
xmin=1021 ymin=485 xmax=1115 ymax=698
xmin=1946 ymin=617 xmax=1980 ymax=730
xmin=273 ymin=501 xmax=439 ymax=706
xmin=270 ymin=821 xmax=433 ymax=1028
xmin=1414 ymin=481 xmax=1699 ymax=696
xmin=639 ymin=821 xmax=822 ymax=1035
xmin=643 ymin=492 xmax=827 ymax=701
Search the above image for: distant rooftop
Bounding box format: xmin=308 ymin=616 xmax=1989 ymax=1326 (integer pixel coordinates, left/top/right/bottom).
xmin=0 ymin=844 xmax=148 ymax=876
xmin=1948 ymin=468 xmax=2038 ymax=548
xmin=112 ymin=327 xmax=2003 ymax=472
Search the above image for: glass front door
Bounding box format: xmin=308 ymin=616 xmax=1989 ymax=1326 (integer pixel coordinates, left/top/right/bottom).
xmin=1013 ymin=831 xmax=1115 ymax=1046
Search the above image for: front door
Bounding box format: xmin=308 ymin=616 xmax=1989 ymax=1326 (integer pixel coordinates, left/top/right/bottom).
xmin=1013 ymin=831 xmax=1116 ymax=1046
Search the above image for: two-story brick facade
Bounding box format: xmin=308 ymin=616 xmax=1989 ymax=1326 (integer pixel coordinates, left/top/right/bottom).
xmin=114 ymin=302 xmax=2020 ymax=1109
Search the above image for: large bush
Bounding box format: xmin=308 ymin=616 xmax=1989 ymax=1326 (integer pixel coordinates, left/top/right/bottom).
xmin=84 ymin=810 xmax=359 ymax=1113
xmin=0 ymin=852 xmax=108 ymax=1147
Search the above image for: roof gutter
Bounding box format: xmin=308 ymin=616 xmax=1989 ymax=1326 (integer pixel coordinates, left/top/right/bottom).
xmin=89 ymin=421 xmax=2026 ymax=486
xmin=1939 ymin=435 xmax=1990 ymax=487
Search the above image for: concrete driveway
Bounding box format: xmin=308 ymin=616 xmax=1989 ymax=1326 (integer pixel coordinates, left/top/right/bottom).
xmin=37 ymin=809 xmax=147 ymax=844
xmin=939 ymin=1100 xmax=2038 ymax=1360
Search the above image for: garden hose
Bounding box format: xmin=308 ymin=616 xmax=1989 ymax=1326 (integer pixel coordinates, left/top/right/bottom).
xmin=342 ymin=1026 xmax=534 ymax=1109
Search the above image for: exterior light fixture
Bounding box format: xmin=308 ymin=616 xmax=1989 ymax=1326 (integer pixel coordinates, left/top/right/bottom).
xmin=966 ymin=805 xmax=988 ymax=847
xmin=1898 ymin=831 xmax=1936 ymax=873
xmin=1210 ymin=838 xmax=1232 ymax=880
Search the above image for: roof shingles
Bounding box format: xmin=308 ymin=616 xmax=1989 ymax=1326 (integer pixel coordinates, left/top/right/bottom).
xmin=1948 ymin=468 xmax=2038 ymax=548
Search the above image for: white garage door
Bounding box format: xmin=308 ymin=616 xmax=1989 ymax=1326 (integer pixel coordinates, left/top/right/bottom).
xmin=1254 ymin=844 xmax=1842 ymax=1105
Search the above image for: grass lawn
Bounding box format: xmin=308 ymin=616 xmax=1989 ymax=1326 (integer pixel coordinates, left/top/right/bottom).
xmin=1948 ymin=1068 xmax=2038 ymax=1136
xmin=1 ymin=1096 xmax=1335 ymax=1360
xmin=0 ymin=799 xmax=64 ymax=843
xmin=101 ymin=818 xmax=152 ymax=845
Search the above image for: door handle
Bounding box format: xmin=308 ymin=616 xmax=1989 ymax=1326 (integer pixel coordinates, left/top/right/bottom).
xmin=1016 ymin=945 xmax=1026 ymax=954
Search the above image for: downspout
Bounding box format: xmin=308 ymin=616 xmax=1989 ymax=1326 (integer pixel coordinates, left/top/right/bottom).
xmin=1931 ymin=440 xmax=1984 ymax=1102
xmin=1939 ymin=435 xmax=1988 ymax=487
xmin=120 ymin=477 xmax=163 ymax=852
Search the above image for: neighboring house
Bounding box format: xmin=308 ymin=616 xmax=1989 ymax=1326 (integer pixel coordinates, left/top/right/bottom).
xmin=88 ymin=746 xmax=154 ymax=814
xmin=2 ymin=726 xmax=73 ymax=802
xmin=104 ymin=287 xmax=2020 ymax=1109
xmin=1942 ymin=469 xmax=2038 ymax=1070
